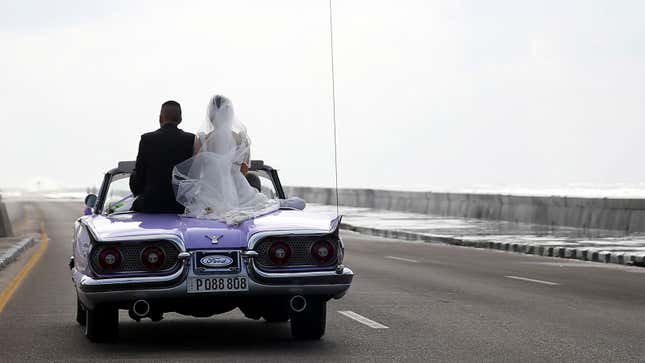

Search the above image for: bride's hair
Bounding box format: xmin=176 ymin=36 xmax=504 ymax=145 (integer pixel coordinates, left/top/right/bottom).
xmin=214 ymin=95 xmax=224 ymax=108
xmin=207 ymin=95 xmax=235 ymax=130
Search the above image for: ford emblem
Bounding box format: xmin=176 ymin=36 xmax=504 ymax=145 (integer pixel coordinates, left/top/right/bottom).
xmin=200 ymin=255 xmax=234 ymax=268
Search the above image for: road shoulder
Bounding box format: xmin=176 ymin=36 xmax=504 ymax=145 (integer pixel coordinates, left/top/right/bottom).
xmin=0 ymin=235 xmax=41 ymax=298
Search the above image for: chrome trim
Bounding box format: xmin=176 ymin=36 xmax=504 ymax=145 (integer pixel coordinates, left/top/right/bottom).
xmin=108 ymin=210 xmax=134 ymax=217
xmin=88 ymin=234 xmax=186 ymax=278
xmin=205 ymin=234 xmax=223 ymax=244
xmin=76 ymin=234 xmax=188 ymax=287
xmin=74 ymin=256 xmax=353 ymax=308
xmin=192 ymin=250 xmax=241 ymax=274
xmin=95 ymin=233 xmax=187 ymax=253
xmin=290 ymin=295 xmax=307 ymax=312
xmin=247 ymin=229 xmax=334 ymax=250
xmin=79 ymin=266 xmax=185 ymax=287
xmin=241 ymin=251 xmax=259 ymax=257
xmin=249 ymin=259 xmax=353 ymax=278
xmin=132 ymin=300 xmax=150 ymax=317
xmin=178 ymin=252 xmax=191 ymax=260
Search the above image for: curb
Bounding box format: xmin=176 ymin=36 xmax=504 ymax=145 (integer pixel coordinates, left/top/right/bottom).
xmin=339 ymin=223 xmax=645 ymax=268
xmin=0 ymin=237 xmax=37 ymax=272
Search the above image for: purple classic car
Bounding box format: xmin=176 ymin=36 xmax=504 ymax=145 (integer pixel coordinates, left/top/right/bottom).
xmin=71 ymin=161 xmax=353 ymax=342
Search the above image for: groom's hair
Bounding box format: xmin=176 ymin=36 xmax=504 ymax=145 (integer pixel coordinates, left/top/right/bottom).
xmin=160 ymin=100 xmax=182 ymax=123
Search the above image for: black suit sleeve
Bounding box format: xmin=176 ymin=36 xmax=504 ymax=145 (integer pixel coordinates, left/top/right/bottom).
xmin=130 ymin=136 xmax=146 ymax=196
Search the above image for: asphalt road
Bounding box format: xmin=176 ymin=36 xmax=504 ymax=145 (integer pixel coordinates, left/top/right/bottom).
xmin=1 ymin=201 xmax=645 ymax=362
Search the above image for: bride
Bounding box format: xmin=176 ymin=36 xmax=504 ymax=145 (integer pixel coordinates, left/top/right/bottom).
xmin=172 ymin=95 xmax=279 ymax=224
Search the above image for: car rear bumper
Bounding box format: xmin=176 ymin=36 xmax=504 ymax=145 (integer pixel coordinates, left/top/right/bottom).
xmin=73 ymin=257 xmax=353 ymax=309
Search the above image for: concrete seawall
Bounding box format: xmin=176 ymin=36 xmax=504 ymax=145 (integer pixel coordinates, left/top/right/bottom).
xmin=285 ymin=187 xmax=645 ymax=233
xmin=0 ymin=195 xmax=13 ymax=237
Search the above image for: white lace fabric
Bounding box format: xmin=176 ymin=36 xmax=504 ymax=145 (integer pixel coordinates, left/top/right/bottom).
xmin=172 ymin=95 xmax=279 ymax=225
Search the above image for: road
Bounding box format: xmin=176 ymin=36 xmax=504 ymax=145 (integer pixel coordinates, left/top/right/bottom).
xmin=1 ymin=201 xmax=645 ymax=362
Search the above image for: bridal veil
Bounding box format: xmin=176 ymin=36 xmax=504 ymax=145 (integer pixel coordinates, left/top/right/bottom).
xmin=172 ymin=95 xmax=279 ymax=224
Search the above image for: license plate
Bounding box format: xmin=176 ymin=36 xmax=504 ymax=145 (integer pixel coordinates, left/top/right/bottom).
xmin=187 ymin=276 xmax=248 ymax=293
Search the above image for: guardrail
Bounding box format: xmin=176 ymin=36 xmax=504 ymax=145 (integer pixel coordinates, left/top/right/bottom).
xmin=285 ymin=186 xmax=645 ymax=233
xmin=0 ymin=195 xmax=13 ymax=237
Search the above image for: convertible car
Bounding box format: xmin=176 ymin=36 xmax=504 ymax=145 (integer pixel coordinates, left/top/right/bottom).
xmin=70 ymin=160 xmax=353 ymax=342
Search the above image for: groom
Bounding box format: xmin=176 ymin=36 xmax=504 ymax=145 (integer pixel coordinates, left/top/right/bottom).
xmin=130 ymin=100 xmax=195 ymax=213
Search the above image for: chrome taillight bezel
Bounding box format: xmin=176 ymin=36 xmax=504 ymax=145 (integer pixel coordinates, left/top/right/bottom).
xmin=311 ymin=239 xmax=336 ymax=265
xmin=254 ymin=235 xmax=341 ymax=270
xmin=89 ymin=240 xmax=180 ymax=277
xmin=97 ymin=247 xmax=123 ymax=271
xmin=140 ymin=246 xmax=166 ymax=270
xmin=269 ymin=242 xmax=292 ymax=265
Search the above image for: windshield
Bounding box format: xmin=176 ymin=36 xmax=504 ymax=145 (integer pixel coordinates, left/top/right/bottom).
xmin=103 ymin=173 xmax=135 ymax=214
xmin=100 ymin=170 xmax=281 ymax=214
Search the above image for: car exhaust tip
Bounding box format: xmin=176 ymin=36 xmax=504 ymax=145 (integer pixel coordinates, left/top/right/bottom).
xmin=289 ymin=295 xmax=307 ymax=313
xmin=132 ymin=299 xmax=150 ymax=317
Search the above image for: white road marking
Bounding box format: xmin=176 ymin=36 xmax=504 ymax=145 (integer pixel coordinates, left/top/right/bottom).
xmin=385 ymin=256 xmax=419 ymax=263
xmin=504 ymin=275 xmax=560 ymax=286
xmin=338 ymin=311 xmax=389 ymax=329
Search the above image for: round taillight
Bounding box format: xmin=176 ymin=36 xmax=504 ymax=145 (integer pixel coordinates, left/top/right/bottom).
xmin=311 ymin=240 xmax=335 ymax=265
xmin=269 ymin=242 xmax=291 ymax=265
xmin=141 ymin=246 xmax=166 ymax=270
xmin=98 ymin=247 xmax=122 ymax=270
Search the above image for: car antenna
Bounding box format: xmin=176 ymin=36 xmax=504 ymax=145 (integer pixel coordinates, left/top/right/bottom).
xmin=328 ymin=0 xmax=340 ymax=217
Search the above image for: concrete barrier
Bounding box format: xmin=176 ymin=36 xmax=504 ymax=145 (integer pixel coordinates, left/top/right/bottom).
xmin=285 ymin=186 xmax=645 ymax=233
xmin=0 ymin=195 xmax=13 ymax=237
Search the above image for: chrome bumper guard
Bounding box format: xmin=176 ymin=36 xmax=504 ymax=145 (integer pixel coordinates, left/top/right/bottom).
xmin=74 ymin=251 xmax=353 ymax=307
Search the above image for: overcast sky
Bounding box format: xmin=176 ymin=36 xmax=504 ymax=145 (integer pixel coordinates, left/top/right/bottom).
xmin=1 ymin=0 xmax=644 ymax=191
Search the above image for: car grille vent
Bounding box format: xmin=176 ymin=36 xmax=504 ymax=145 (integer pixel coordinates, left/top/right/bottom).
xmin=91 ymin=240 xmax=180 ymax=275
xmin=255 ymin=238 xmax=337 ymax=268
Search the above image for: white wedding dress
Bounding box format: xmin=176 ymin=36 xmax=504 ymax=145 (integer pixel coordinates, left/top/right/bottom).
xmin=172 ymin=95 xmax=279 ymax=225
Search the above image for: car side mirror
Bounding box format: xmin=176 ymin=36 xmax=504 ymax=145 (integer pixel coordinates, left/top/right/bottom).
xmin=84 ymin=194 xmax=97 ymax=215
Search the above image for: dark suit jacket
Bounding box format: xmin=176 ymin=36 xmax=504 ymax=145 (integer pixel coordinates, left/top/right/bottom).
xmin=130 ymin=123 xmax=195 ymax=213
